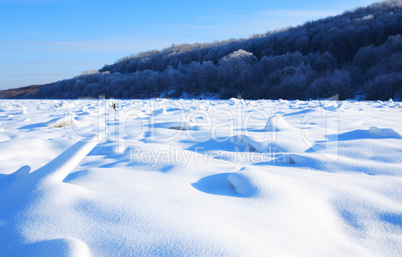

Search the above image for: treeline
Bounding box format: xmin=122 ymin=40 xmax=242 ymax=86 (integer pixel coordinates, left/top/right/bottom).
xmin=28 ymin=1 xmax=402 ymax=100
xmin=0 ymin=84 xmax=42 ymax=99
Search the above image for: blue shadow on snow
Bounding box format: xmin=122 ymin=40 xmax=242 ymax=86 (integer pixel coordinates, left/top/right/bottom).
xmin=192 ymin=173 xmax=240 ymax=197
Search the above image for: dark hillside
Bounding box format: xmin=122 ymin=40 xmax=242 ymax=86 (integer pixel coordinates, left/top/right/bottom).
xmin=0 ymin=85 xmax=43 ymax=99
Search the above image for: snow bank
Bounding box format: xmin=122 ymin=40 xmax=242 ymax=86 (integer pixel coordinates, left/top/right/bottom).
xmin=238 ymin=114 xmax=311 ymax=153
xmin=48 ymin=117 xmax=76 ymax=128
xmin=264 ymin=114 xmax=294 ymax=132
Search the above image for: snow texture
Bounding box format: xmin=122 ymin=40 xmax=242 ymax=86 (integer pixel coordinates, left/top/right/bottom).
xmin=0 ymin=99 xmax=401 ymax=256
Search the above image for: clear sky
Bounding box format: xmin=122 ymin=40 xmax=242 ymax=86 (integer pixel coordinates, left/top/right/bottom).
xmin=0 ymin=0 xmax=377 ymax=90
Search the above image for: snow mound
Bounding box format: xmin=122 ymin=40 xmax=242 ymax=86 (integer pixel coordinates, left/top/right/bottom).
xmin=264 ymin=114 xmax=294 ymax=132
xmin=192 ymin=173 xmax=237 ymax=197
xmin=168 ymin=121 xmax=193 ymax=131
xmin=195 ymin=105 xmax=207 ymax=110
xmin=369 ymin=126 xmax=401 ymax=138
xmin=236 ymin=135 xmax=269 ymax=153
xmin=226 ymin=167 xmax=297 ymax=200
xmin=237 ymin=130 xmax=310 ymax=153
xmin=236 ymin=111 xmax=307 ymax=154
xmin=227 ymin=169 xmax=260 ymax=197
xmin=48 ymin=117 xmax=75 ymax=128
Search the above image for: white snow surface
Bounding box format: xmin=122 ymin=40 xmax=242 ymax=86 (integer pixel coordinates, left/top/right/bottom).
xmin=0 ymin=99 xmax=401 ymax=256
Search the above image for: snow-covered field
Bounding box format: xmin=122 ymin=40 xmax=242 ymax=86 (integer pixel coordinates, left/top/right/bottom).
xmin=0 ymin=98 xmax=401 ymax=257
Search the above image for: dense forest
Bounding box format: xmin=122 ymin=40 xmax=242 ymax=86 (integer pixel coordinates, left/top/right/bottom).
xmin=5 ymin=0 xmax=402 ymax=100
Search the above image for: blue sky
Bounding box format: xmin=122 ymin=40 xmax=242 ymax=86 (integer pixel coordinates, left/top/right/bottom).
xmin=0 ymin=0 xmax=377 ymax=90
